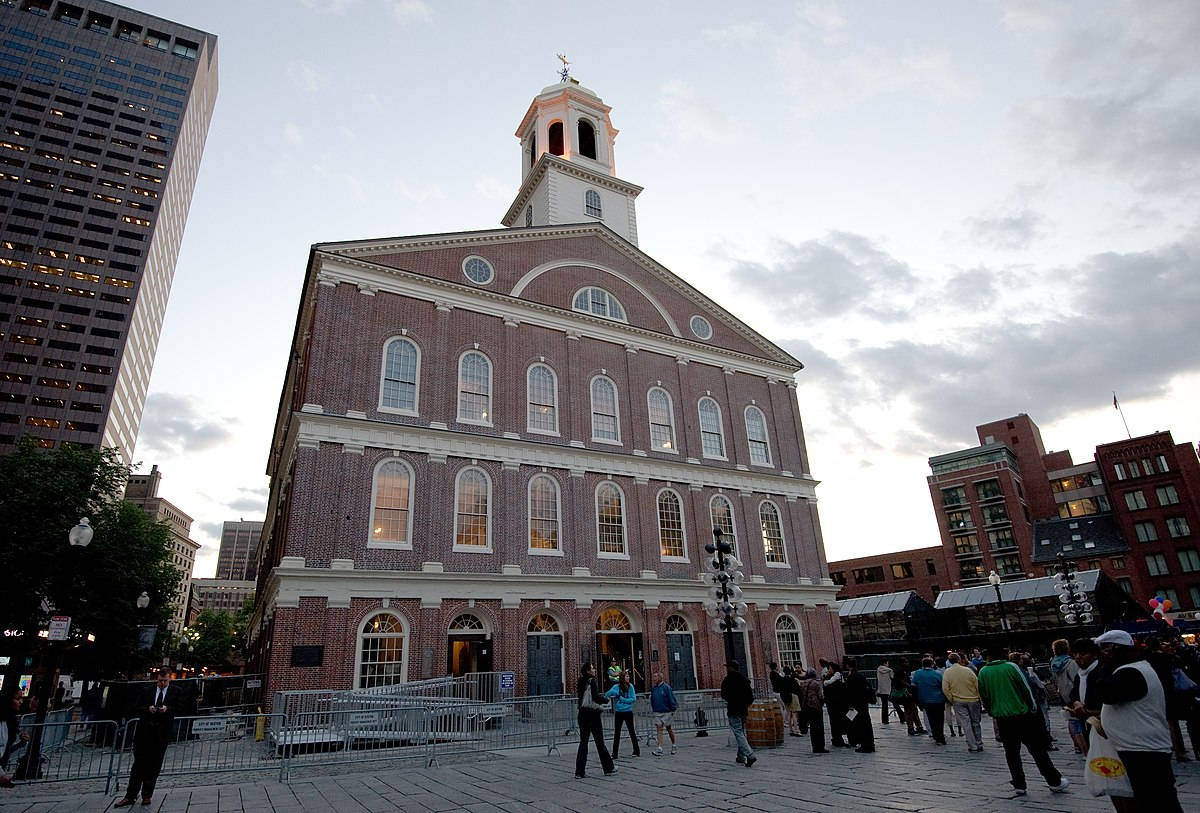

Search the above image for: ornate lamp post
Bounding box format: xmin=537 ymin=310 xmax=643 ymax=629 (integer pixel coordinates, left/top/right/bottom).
xmin=988 ymin=570 xmax=1010 ymax=632
xmin=704 ymin=527 xmax=747 ymax=665
xmin=1054 ymin=553 xmax=1093 ymax=626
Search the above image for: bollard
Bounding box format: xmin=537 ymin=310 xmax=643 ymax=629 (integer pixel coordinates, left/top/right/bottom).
xmin=255 ymin=707 xmax=266 ymax=742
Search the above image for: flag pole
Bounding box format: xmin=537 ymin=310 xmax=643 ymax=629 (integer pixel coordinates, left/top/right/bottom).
xmin=1113 ymin=392 xmax=1131 ymax=439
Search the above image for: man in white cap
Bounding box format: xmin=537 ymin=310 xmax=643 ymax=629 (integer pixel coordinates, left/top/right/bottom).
xmin=1092 ymin=629 xmax=1183 ymax=812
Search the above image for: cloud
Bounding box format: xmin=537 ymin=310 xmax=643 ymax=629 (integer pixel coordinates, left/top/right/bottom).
xmin=701 ymin=21 xmax=767 ymax=45
xmin=656 ymin=80 xmax=739 ymax=145
xmin=198 ymin=521 xmax=224 ymax=539
xmin=796 ymin=0 xmax=847 ymax=34
xmin=473 ymin=176 xmax=509 ymax=201
xmin=282 ymin=122 xmax=304 ymax=146
xmin=298 ymin=0 xmax=359 ymax=12
xmin=388 ymin=0 xmax=431 ymax=23
xmin=286 ymin=61 xmax=330 ymax=93
xmin=136 ymin=393 xmax=235 ymax=457
xmin=227 ymin=497 xmax=267 ymax=513
xmin=964 ymin=209 xmax=1046 ymax=250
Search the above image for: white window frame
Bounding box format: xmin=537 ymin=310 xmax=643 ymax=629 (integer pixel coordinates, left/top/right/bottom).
xmin=354 ymin=611 xmax=409 ymax=689
xmin=1167 ymin=516 xmax=1192 ymax=538
xmin=527 ymin=473 xmax=563 ymax=556
xmin=526 ymin=363 xmax=559 ymax=436
xmin=367 ymin=458 xmax=414 ymax=550
xmin=595 ymin=481 xmax=629 ymax=559
xmin=453 ymin=466 xmax=493 ymax=553
xmin=590 ymin=374 xmax=621 ymax=444
xmin=1145 ymin=553 xmax=1169 ymax=577
xmin=584 ymin=188 xmax=602 ymax=218
xmin=744 ymin=405 xmax=772 ymax=467
xmin=646 ymin=387 xmax=677 ymax=454
xmin=572 ymin=287 xmax=627 ymax=322
xmin=709 ymin=495 xmax=739 ymax=560
xmin=456 ymin=350 xmax=493 ymax=426
xmin=774 ymin=614 xmax=806 ymax=671
xmin=759 ymin=500 xmax=788 ymax=567
xmin=378 ymin=336 xmax=420 ymax=415
xmin=656 ymin=488 xmax=689 ymax=562
xmin=698 ymin=397 xmax=726 ymax=460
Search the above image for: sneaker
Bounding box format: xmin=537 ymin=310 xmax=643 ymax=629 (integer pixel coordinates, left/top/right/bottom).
xmin=603 ymin=767 xmax=618 ymax=776
xmin=652 ymin=747 xmax=664 ymax=756
xmin=745 ymin=756 xmax=757 ymax=768
xmin=1049 ymin=778 xmax=1070 ymax=794
xmin=670 ymin=745 xmax=677 ymax=755
xmin=736 ymin=755 xmax=745 ymax=764
xmin=574 ymin=773 xmax=586 ymax=779
xmin=1013 ymin=789 xmax=1027 ymax=797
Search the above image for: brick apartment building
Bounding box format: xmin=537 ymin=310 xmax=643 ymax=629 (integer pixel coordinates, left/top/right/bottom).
xmin=247 ymin=77 xmax=842 ymax=699
xmin=830 ymin=414 xmax=1200 ymax=615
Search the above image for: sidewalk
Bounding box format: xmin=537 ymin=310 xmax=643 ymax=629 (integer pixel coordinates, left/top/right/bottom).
xmin=2 ymin=715 xmax=1196 ymax=812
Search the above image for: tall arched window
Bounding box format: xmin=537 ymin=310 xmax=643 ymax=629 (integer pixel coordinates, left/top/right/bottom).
xmin=590 ymin=375 xmax=620 ymax=442
xmin=457 ymin=350 xmax=492 ymax=424
xmin=379 ymin=337 xmax=419 ymax=413
xmin=584 ymin=189 xmax=602 ymax=218
xmin=775 ymin=615 xmax=805 ymax=671
xmin=710 ymin=495 xmax=738 ymax=558
xmin=698 ymin=397 xmax=726 ymax=458
xmin=528 ymin=474 xmax=561 ymax=553
xmin=657 ymin=489 xmax=687 ymax=560
xmin=527 ymin=363 xmax=558 ymax=434
xmin=596 ymin=482 xmax=626 ymax=557
xmin=745 ymin=405 xmax=772 ymax=466
xmin=577 ymin=119 xmax=597 ymax=159
xmin=369 ymin=459 xmax=413 ymax=548
xmin=548 ymin=121 xmax=564 ymax=156
xmin=357 ymin=612 xmax=407 ymax=688
xmin=647 ymin=387 xmax=676 ymax=452
xmin=759 ymin=501 xmax=787 ymax=564
xmin=572 ymin=287 xmax=626 ymax=321
xmin=454 ymin=468 xmax=491 ymax=551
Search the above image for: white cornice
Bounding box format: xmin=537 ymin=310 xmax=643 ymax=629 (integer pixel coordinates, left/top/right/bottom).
xmin=502 ymin=154 xmax=642 ymax=226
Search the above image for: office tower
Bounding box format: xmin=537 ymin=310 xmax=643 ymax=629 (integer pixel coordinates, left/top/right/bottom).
xmin=215 ymin=519 xmax=263 ymax=582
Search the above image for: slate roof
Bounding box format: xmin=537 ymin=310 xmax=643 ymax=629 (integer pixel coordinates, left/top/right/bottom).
xmin=1030 ymin=514 xmax=1129 ymax=564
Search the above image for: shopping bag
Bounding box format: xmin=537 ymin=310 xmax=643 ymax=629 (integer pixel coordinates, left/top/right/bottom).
xmin=1085 ymin=728 xmax=1133 ymax=798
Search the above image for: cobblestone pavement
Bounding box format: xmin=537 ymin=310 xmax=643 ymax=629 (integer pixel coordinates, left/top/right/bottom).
xmin=1 ymin=716 xmax=1197 ymax=812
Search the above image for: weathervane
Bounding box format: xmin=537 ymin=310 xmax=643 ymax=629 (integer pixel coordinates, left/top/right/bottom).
xmin=556 ymin=53 xmax=571 ymax=82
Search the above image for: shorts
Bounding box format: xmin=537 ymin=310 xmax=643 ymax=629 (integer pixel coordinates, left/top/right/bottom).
xmin=653 ymin=712 xmax=675 ymax=728
xmin=786 ymin=698 xmax=802 ymax=712
xmin=1068 ymin=718 xmax=1085 ymax=736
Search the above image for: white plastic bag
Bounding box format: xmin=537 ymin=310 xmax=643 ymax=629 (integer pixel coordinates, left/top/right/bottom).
xmin=1085 ymin=727 xmax=1133 ymax=798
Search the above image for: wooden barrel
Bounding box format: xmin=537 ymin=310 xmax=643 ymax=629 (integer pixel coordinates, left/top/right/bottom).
xmin=745 ymin=700 xmax=784 ymax=748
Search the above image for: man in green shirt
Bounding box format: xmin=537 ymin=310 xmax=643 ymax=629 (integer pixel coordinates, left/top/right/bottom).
xmin=977 ymin=647 xmax=1069 ymax=797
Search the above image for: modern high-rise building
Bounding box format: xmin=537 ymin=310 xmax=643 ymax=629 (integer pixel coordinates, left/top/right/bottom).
xmin=0 ymin=0 xmax=217 ymax=461
xmin=125 ymin=463 xmax=199 ymax=634
xmin=215 ymin=519 xmax=263 ymax=582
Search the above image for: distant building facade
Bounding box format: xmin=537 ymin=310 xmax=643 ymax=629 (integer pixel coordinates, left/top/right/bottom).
xmin=125 ymin=463 xmax=198 ymax=634
xmin=189 ymin=578 xmax=254 ymax=619
xmin=828 ymin=545 xmax=948 ymax=603
xmin=215 ymin=519 xmax=263 ymax=581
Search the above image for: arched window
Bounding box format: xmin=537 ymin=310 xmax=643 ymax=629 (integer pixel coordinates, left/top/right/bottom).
xmin=528 ymin=612 xmax=560 ymax=633
xmin=577 ymin=119 xmax=597 ymax=159
xmin=646 ymin=387 xmax=677 ymax=452
xmin=590 ymin=375 xmax=620 ymax=442
xmin=528 ymin=474 xmax=561 ymax=552
xmin=548 ymin=121 xmax=564 ymax=156
xmin=369 ymin=459 xmax=412 ymax=548
xmin=775 ymin=615 xmax=805 ymax=671
xmin=527 ymin=363 xmax=558 ymax=434
xmin=379 ymin=337 xmax=419 ymax=413
xmin=657 ymin=489 xmax=686 ymax=560
xmin=572 ymin=287 xmax=626 ymax=322
xmin=710 ymin=495 xmax=738 ymax=558
xmin=665 ymin=615 xmax=690 ymax=633
xmin=584 ymin=189 xmax=602 ymax=218
xmin=449 ymin=613 xmax=486 ymax=632
xmin=698 ymin=397 xmax=726 ymax=458
xmin=357 ymin=612 xmax=407 ymax=688
xmin=596 ymin=608 xmax=632 ymax=631
xmin=745 ymin=405 xmax=772 ymax=466
xmin=454 ymin=468 xmax=491 ymax=551
xmin=596 ymin=482 xmax=626 ymax=557
xmin=457 ymin=350 xmax=492 ymax=424
xmin=759 ymin=501 xmax=787 ymax=564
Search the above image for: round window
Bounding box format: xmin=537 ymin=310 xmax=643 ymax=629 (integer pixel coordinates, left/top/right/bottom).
xmin=690 ymin=315 xmax=713 ymax=340
xmin=462 ymin=256 xmax=494 ymax=285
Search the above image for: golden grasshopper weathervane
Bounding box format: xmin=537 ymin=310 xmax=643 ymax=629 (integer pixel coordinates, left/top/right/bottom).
xmin=556 ymin=53 xmax=571 ymax=82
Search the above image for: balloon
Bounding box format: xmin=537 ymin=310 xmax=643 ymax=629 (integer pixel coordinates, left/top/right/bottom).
xmin=1162 ymin=599 xmax=1173 ymax=611
xmin=1148 ymin=598 xmax=1160 ymax=609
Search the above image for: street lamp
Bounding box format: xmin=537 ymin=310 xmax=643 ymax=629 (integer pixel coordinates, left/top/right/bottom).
xmin=988 ymin=570 xmax=1010 ymax=632
xmin=136 ymin=591 xmax=150 ymax=610
xmin=704 ymin=527 xmax=747 ymax=665
xmin=68 ymin=517 xmax=93 ymax=548
xmin=1054 ymin=553 xmax=1093 ymax=626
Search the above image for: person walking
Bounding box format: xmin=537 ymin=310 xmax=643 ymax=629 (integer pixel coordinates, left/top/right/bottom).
xmin=796 ymin=668 xmax=827 ymax=753
xmin=911 ymin=657 xmax=947 ymax=745
xmin=721 ymin=660 xmax=756 ymax=767
xmin=978 ymin=647 xmax=1069 ymax=797
xmin=943 ymin=653 xmax=983 ymax=752
xmin=891 ymin=658 xmax=924 ymax=736
xmin=845 ymin=659 xmax=875 ymax=753
xmin=649 ymin=673 xmax=678 ymax=756
xmin=114 ymin=668 xmax=181 ymax=807
xmin=574 ymin=663 xmax=616 ymax=779
xmin=822 ymin=660 xmax=850 ymax=747
xmin=1049 ymin=639 xmax=1086 ymax=754
xmin=605 ymin=670 xmax=640 ymax=759
xmin=876 ymin=659 xmax=894 ymax=725
xmin=1093 ymin=629 xmax=1183 ymax=812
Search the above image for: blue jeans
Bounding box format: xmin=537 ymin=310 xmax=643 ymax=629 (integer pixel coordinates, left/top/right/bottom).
xmin=729 ymin=715 xmax=754 ymax=759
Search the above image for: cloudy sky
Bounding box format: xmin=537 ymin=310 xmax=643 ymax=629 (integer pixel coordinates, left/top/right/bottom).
xmin=126 ymin=0 xmax=1200 ymax=577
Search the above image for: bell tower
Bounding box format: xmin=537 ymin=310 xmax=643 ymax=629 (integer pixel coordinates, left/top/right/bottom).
xmin=502 ymin=68 xmax=643 ymax=245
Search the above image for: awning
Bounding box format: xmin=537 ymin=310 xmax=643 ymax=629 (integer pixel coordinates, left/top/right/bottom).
xmin=839 ymin=590 xmax=920 ymax=618
xmin=934 ymin=570 xmax=1101 ymax=610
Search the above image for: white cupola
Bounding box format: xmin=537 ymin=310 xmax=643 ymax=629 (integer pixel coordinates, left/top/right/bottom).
xmin=502 ymin=76 xmax=643 ymax=245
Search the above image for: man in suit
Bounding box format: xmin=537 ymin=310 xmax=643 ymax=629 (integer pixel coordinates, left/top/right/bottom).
xmin=115 ymin=668 xmax=178 ymax=807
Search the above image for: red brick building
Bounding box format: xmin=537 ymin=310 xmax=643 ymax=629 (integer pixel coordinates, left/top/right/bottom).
xmin=827 ymin=546 xmax=948 ymax=603
xmin=247 ymin=78 xmax=841 ymax=701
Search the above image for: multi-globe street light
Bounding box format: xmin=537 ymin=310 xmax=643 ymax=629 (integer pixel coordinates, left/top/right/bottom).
xmin=1054 ymin=553 xmax=1093 ymax=626
xmin=704 ymin=527 xmax=747 ymax=664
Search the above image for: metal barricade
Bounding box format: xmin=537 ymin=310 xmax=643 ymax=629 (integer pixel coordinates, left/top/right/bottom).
xmin=280 ymin=704 xmax=431 ymax=779
xmin=5 ymin=718 xmax=120 ymax=789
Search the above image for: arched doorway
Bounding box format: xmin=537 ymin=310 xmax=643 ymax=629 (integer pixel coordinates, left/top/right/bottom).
xmin=447 ymin=612 xmax=492 ymax=676
xmin=526 ymin=612 xmax=564 ymax=696
xmin=594 ymin=608 xmax=645 ymax=692
xmin=664 ymin=614 xmax=697 ymax=690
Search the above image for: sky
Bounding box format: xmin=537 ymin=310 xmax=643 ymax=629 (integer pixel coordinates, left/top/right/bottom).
xmin=124 ymin=0 xmax=1200 ymax=578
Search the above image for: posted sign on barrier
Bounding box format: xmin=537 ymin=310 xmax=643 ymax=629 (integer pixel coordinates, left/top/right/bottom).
xmin=190 ymin=717 xmax=233 ymax=735
xmin=499 ymin=672 xmax=515 ymax=690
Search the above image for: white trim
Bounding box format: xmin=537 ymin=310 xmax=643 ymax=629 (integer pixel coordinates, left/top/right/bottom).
xmin=461 ymin=254 xmax=495 ymax=285
xmin=354 ymin=609 xmax=410 ymax=689
xmin=646 ymin=386 xmax=678 ymax=455
xmin=456 ymin=349 xmax=494 ymax=426
xmin=572 ymin=285 xmax=628 ymax=323
xmin=453 ymin=466 xmax=493 ymax=553
xmin=595 ymin=481 xmax=628 ymax=558
xmin=758 ymin=499 xmax=789 ymax=566
xmin=655 ymin=487 xmax=690 ymax=563
xmin=527 ymin=473 xmax=562 ymax=555
xmin=366 ymin=458 xmax=414 ymax=550
xmin=378 ymin=335 xmax=421 ymax=416
xmin=698 ymin=396 xmax=726 ymax=460
xmin=526 ymin=362 xmax=559 ymax=435
xmin=513 ymin=260 xmax=680 ymax=336
xmin=589 ymin=374 xmax=621 ymax=444
xmin=448 ymin=611 xmax=492 ymax=636
xmin=744 ymin=404 xmax=773 ymax=467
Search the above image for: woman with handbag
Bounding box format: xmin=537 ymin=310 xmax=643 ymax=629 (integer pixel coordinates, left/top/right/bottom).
xmin=575 ymin=663 xmax=616 ymax=779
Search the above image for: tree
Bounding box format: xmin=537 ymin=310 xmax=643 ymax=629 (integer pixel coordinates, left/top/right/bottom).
xmin=187 ymin=610 xmax=236 ymax=672
xmin=0 ymin=439 xmax=179 ymax=683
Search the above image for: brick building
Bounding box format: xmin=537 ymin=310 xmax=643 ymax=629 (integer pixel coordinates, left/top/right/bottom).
xmin=247 ymin=77 xmax=841 ymax=700
xmin=827 ymin=545 xmax=948 ymax=603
